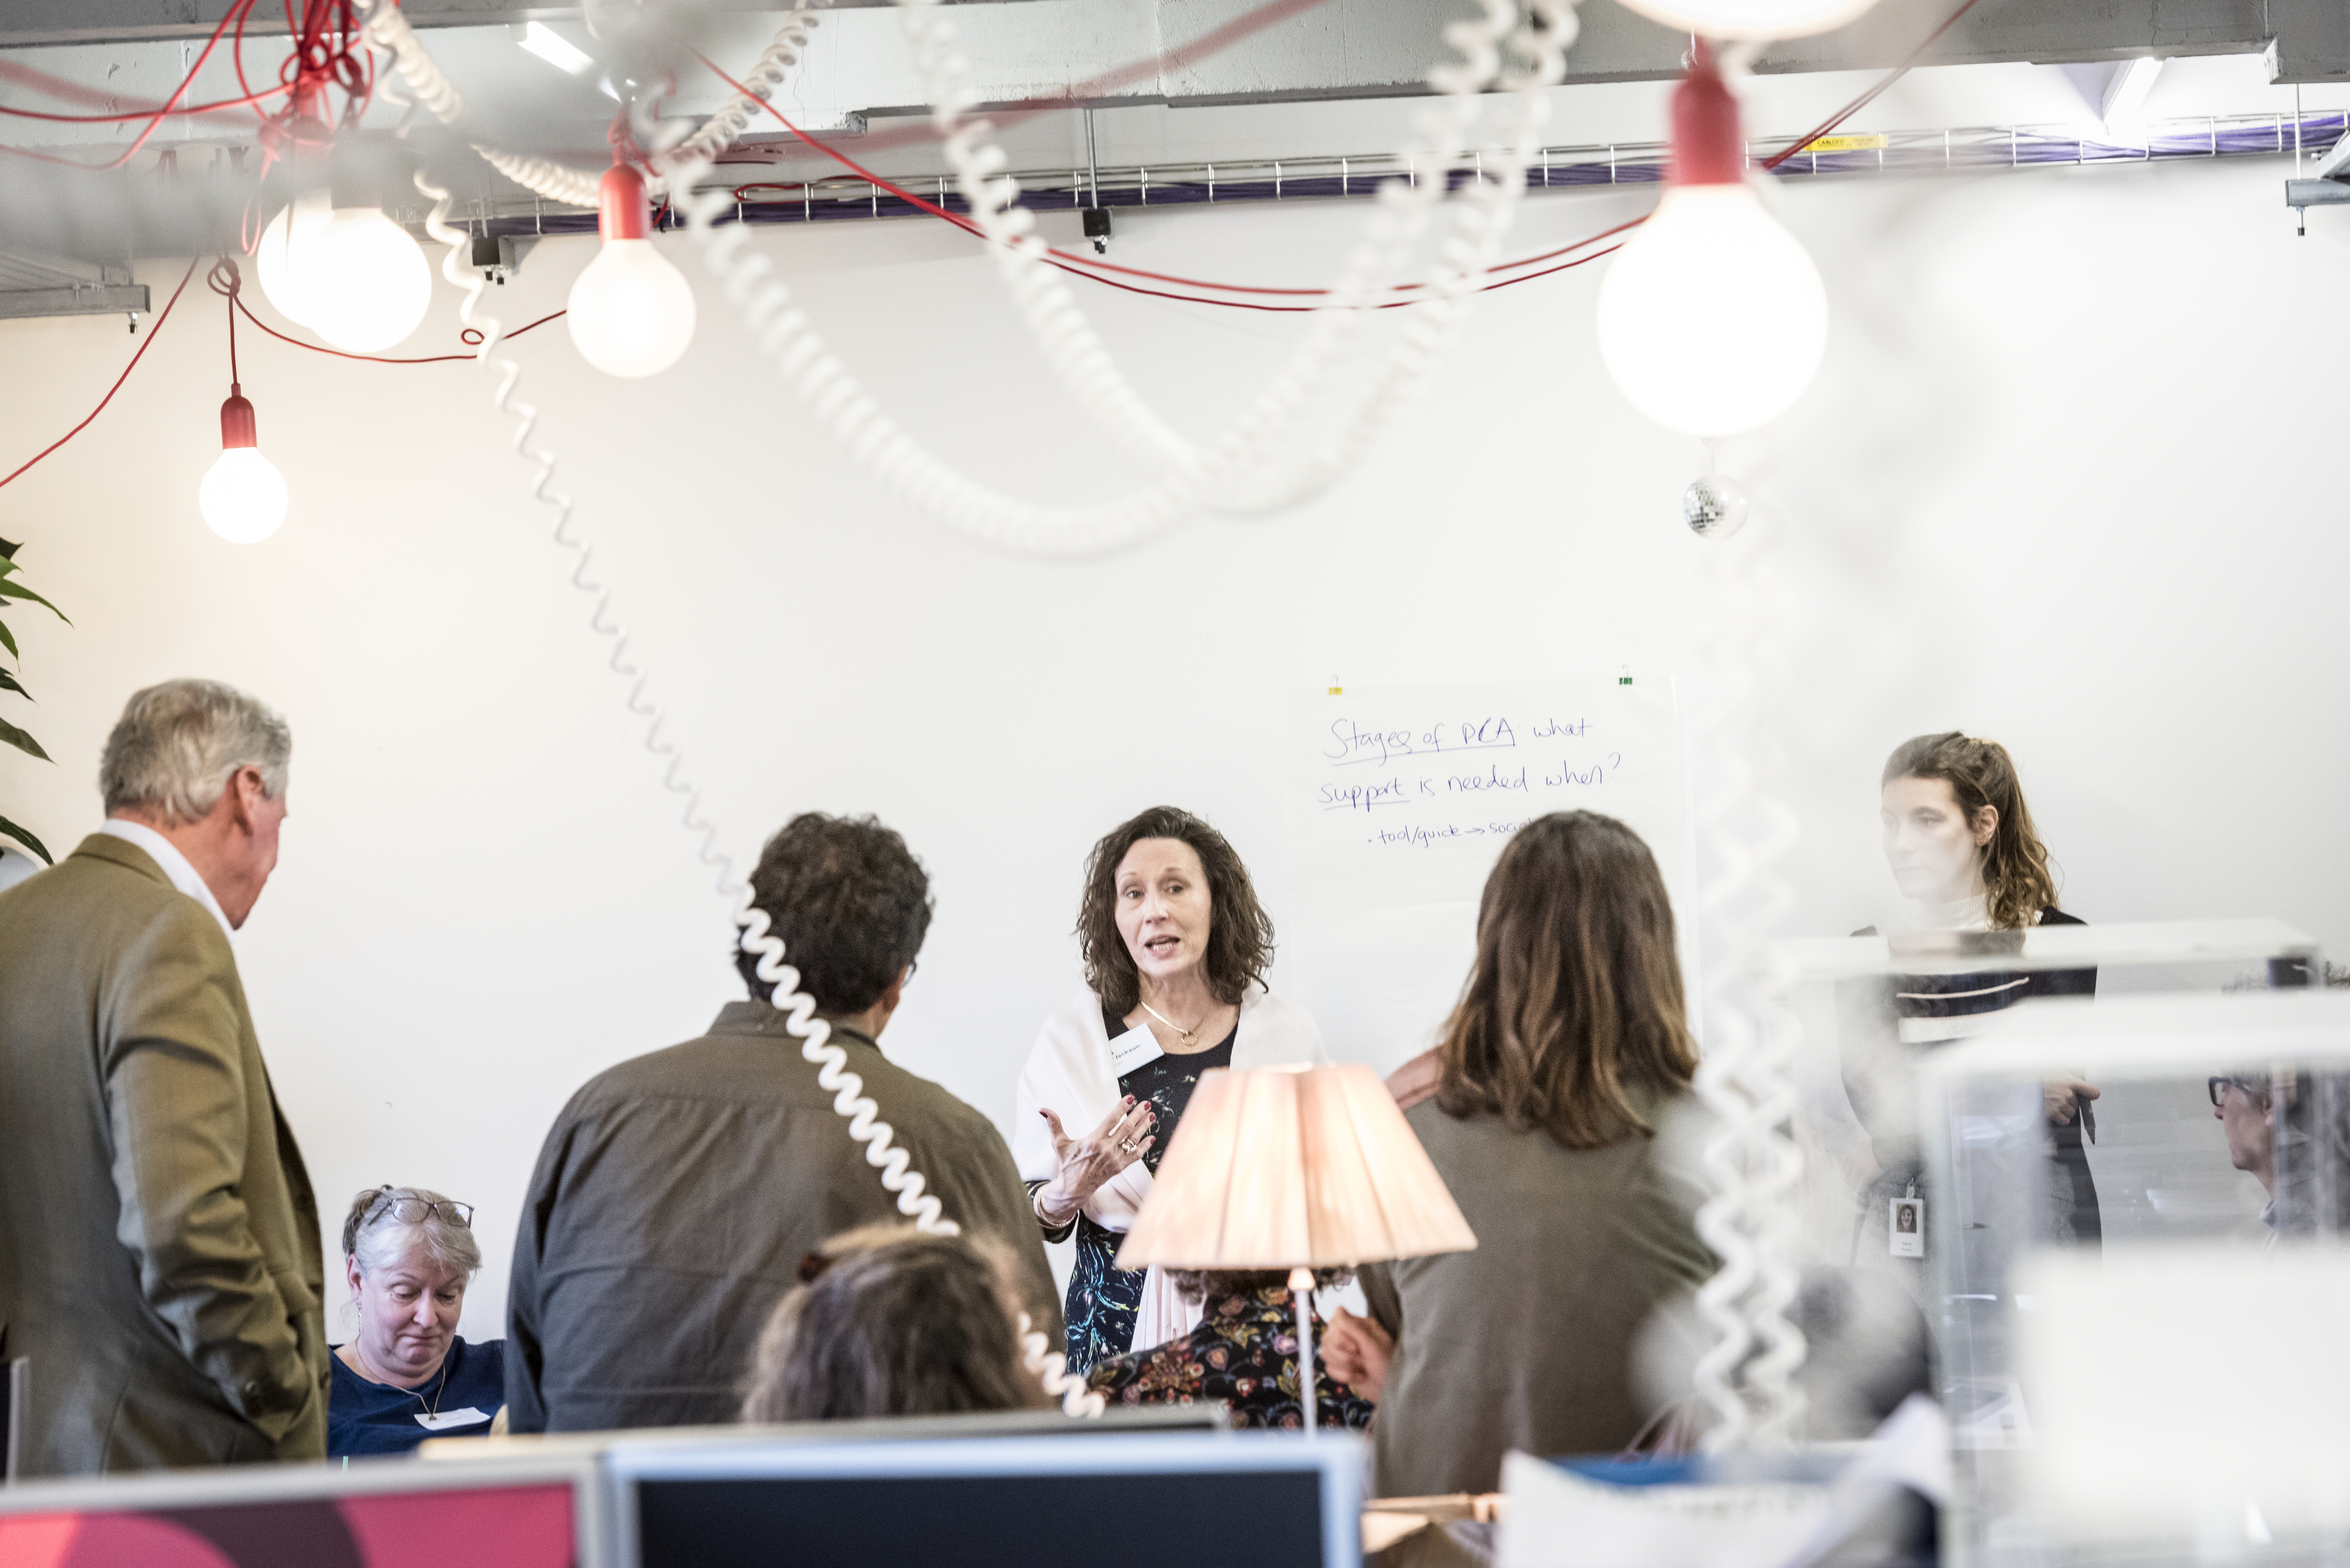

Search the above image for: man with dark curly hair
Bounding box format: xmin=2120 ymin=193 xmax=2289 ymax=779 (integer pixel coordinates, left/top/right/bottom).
xmin=504 ymin=813 xmax=1059 ymax=1432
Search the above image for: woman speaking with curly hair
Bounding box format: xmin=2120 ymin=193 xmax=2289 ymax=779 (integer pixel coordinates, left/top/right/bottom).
xmin=1013 ymin=807 xmax=1329 ymax=1374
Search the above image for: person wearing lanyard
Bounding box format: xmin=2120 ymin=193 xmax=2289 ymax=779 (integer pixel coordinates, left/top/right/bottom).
xmin=1015 ymin=806 xmax=1330 ymax=1374
xmin=328 ymin=1185 xmax=505 ymax=1457
xmin=1840 ymin=732 xmax=2101 ymax=1276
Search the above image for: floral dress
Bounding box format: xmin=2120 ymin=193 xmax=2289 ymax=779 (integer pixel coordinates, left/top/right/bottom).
xmin=1084 ymin=1282 xmax=1376 ymax=1432
xmin=1049 ymin=1013 xmax=1234 ymax=1374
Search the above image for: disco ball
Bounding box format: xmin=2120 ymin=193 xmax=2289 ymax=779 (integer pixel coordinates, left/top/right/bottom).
xmin=1684 ymin=474 xmax=1749 ymax=539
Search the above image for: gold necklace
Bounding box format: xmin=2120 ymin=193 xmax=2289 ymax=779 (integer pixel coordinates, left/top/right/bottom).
xmin=1138 ymin=1000 xmax=1200 ymax=1046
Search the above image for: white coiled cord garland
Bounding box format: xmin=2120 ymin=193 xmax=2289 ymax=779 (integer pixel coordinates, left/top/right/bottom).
xmin=366 ymin=0 xmax=1104 ymax=1418
xmin=648 ymin=4 xmax=821 ymax=192
xmin=364 ymin=0 xmax=818 ymax=206
xmin=1687 ymin=457 xmax=1807 ymax=1451
xmin=370 ymin=0 xmax=1576 ymax=554
xmin=892 ymin=0 xmax=1574 ymax=493
xmin=663 ymin=1 xmax=1571 ymax=555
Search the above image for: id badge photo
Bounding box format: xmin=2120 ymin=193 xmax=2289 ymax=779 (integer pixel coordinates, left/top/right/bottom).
xmin=1889 ymin=1193 xmax=1925 ymax=1258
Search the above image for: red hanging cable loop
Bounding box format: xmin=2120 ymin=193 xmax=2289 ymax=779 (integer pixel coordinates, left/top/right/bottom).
xmin=0 ymin=258 xmax=202 ymax=493
xmin=205 ymin=257 xmax=245 ymax=387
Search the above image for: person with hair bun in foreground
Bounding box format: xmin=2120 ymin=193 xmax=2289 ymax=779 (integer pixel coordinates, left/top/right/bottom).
xmin=740 ymin=1226 xmax=1046 ymax=1421
xmin=1321 ymin=811 xmax=1713 ymax=1498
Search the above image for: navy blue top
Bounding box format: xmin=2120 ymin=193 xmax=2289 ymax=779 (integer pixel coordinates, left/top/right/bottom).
xmin=327 ymin=1335 xmax=505 ymax=1457
xmin=1059 ymin=1009 xmax=1237 ymax=1375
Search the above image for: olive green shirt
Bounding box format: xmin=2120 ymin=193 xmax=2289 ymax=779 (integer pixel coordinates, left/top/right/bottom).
xmin=0 ymin=835 xmax=327 ymax=1475
xmin=1360 ymin=1094 xmax=1713 ymax=1497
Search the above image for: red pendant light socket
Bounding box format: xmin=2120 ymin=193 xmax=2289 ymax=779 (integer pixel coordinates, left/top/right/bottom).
xmin=1669 ymin=39 xmax=1745 ymax=187
xmin=220 ymin=386 xmax=258 ymax=450
xmin=598 ymin=164 xmax=652 ymax=241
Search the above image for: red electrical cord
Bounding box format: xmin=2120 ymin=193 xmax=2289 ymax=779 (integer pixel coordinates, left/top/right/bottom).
xmin=1760 ymin=0 xmax=1982 ymax=169
xmin=0 ymin=2 xmax=267 ymax=171
xmin=211 ymin=259 xmax=242 ymax=384
xmin=0 ymin=258 xmax=201 ymax=493
xmin=699 ymin=0 xmax=1981 ymax=309
xmin=0 ymin=85 xmax=292 ymax=125
xmin=211 ymin=254 xmax=556 ymax=365
xmin=0 ymin=0 xmax=375 ymax=176
xmin=700 ymin=51 xmax=1630 ymax=312
xmin=208 ymin=252 xmax=569 ymax=361
xmin=0 ymin=0 xmax=1981 ymax=495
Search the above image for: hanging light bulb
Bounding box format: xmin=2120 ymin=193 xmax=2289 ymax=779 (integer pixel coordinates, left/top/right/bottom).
xmin=1614 ymin=0 xmax=1881 ymax=41
xmin=303 ymin=205 xmax=432 ymax=352
xmin=567 ymin=163 xmax=696 ymax=379
xmin=256 ymin=190 xmax=332 ymax=328
xmin=199 ymin=387 xmax=288 ymax=544
xmin=1593 ymin=41 xmax=1828 ymax=441
xmin=254 ymin=187 xmax=430 ymax=352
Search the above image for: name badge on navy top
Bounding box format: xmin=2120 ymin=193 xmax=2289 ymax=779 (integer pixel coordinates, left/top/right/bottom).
xmin=1108 ymin=1022 xmax=1164 ymax=1076
xmin=416 ymin=1406 xmax=492 ymax=1432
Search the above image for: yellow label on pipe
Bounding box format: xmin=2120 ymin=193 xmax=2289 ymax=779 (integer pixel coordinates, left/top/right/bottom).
xmin=1801 ymin=133 xmax=1889 ymax=152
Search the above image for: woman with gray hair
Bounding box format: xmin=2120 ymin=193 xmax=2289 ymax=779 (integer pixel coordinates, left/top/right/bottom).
xmin=328 ymin=1185 xmax=506 ymax=1456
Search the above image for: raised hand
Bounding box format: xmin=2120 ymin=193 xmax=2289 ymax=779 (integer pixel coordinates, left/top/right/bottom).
xmin=1035 ymin=1097 xmax=1157 ymax=1225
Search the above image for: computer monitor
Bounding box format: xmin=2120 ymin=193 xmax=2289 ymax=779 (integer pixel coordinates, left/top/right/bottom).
xmin=609 ymin=1428 xmax=1364 ymax=1568
xmin=0 ymin=1450 xmax=598 ymax=1568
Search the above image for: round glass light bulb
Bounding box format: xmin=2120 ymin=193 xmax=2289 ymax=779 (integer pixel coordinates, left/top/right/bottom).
xmin=199 ymin=448 xmax=289 ymax=543
xmin=566 ymin=238 xmax=696 ymax=379
xmin=1594 ymin=183 xmax=1829 ymax=440
xmin=256 ymin=192 xmax=333 ymax=328
xmin=1614 ymin=0 xmax=1881 ymax=40
xmin=300 ymin=208 xmax=433 ymax=353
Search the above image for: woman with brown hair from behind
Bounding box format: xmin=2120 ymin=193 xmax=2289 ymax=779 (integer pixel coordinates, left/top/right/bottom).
xmin=1319 ymin=811 xmax=1714 ymax=1499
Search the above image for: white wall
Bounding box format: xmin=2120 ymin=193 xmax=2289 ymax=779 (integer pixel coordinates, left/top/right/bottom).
xmin=3 ymin=143 xmax=2345 ymax=1339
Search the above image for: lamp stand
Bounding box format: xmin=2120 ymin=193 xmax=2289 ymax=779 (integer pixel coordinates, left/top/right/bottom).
xmin=1288 ymin=1265 xmax=1317 ymax=1441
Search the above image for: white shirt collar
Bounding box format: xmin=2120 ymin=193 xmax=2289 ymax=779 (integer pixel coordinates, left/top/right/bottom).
xmin=99 ymin=818 xmax=234 ymax=940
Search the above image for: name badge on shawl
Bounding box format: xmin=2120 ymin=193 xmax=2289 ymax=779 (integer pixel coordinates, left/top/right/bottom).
xmin=1108 ymin=1022 xmax=1164 ymax=1077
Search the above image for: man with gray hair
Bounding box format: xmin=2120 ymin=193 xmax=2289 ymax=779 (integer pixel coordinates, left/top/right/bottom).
xmin=0 ymin=678 xmax=326 ymax=1474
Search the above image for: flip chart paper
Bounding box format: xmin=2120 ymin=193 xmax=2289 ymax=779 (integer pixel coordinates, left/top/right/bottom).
xmin=1285 ymin=680 xmax=1694 ymax=1070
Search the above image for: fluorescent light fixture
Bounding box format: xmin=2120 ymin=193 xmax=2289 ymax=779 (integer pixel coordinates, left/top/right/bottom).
xmin=518 ymin=20 xmax=594 ymax=77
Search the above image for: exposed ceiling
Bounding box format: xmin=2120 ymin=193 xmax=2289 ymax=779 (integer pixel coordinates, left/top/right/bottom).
xmin=0 ymin=0 xmax=2341 ymax=278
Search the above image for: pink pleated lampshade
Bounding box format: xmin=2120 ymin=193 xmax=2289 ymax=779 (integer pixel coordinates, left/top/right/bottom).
xmin=1115 ymin=1064 xmax=1477 ymax=1270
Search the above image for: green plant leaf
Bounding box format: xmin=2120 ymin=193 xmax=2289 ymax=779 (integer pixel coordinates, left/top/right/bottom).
xmin=0 ymin=814 xmax=49 ymax=864
xmin=0 ymin=558 xmax=16 ymax=578
xmin=0 ymin=666 xmax=24 ymax=699
xmin=0 ymin=535 xmax=17 ymax=561
xmin=0 ymin=579 xmax=64 ymax=622
xmin=0 ymin=713 xmax=48 ymax=761
xmin=0 ymin=618 xmax=16 ymax=659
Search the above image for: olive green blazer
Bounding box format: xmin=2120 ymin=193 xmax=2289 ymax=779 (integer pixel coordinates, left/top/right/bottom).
xmin=0 ymin=833 xmax=327 ymax=1475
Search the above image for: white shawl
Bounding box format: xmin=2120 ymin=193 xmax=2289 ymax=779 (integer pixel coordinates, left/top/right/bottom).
xmin=1015 ymin=983 xmax=1330 ymax=1355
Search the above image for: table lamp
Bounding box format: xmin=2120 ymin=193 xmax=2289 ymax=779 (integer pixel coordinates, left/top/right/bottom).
xmin=1116 ymin=1063 xmax=1477 ymax=1437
